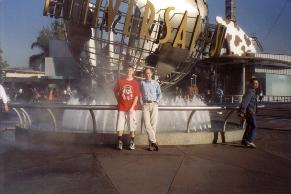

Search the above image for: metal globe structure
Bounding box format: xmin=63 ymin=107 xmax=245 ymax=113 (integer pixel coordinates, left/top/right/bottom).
xmin=43 ymin=0 xmax=209 ymax=89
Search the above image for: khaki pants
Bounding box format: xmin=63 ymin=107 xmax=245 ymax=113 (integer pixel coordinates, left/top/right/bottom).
xmin=116 ymin=111 xmax=137 ymax=132
xmin=143 ymin=103 xmax=158 ymax=143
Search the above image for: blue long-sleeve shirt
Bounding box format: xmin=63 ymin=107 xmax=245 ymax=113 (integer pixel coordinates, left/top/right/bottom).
xmin=239 ymin=87 xmax=257 ymax=114
xmin=140 ymin=80 xmax=162 ymax=103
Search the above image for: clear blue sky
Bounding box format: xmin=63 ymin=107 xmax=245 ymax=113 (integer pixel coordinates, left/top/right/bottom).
xmin=0 ymin=0 xmax=291 ymax=68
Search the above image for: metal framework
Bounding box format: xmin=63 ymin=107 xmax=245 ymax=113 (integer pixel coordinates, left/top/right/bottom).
xmin=43 ymin=0 xmax=210 ymax=90
xmin=225 ymin=0 xmax=236 ymax=21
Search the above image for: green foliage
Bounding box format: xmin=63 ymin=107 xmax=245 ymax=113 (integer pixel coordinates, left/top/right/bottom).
xmin=29 ymin=19 xmax=65 ymax=70
xmin=0 ymin=49 xmax=9 ymax=69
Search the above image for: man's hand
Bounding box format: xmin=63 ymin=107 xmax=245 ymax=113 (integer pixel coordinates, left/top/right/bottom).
xmin=238 ymin=112 xmax=245 ymax=118
xmin=139 ymin=100 xmax=144 ymax=107
xmin=3 ymin=104 xmax=8 ymax=112
xmin=129 ymin=107 xmax=134 ymax=113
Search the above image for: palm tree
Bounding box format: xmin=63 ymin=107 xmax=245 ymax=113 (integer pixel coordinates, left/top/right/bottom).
xmin=0 ymin=49 xmax=9 ymax=69
xmin=29 ymin=20 xmax=65 ymax=70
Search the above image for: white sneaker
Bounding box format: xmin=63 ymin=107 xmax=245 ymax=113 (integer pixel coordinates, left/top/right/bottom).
xmin=246 ymin=141 xmax=256 ymax=148
xmin=129 ymin=141 xmax=135 ymax=150
xmin=117 ymin=140 xmax=123 ymax=150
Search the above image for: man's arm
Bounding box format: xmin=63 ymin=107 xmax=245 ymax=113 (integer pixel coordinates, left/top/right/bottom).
xmin=239 ymin=89 xmax=253 ymax=114
xmin=139 ymin=81 xmax=144 ymax=106
xmin=0 ymin=85 xmax=8 ymax=112
xmin=130 ymin=81 xmax=140 ymax=111
xmin=130 ymin=96 xmax=138 ymax=111
xmin=156 ymin=82 xmax=162 ymax=103
xmin=139 ymin=93 xmax=144 ymax=106
xmin=3 ymin=103 xmax=8 ymax=112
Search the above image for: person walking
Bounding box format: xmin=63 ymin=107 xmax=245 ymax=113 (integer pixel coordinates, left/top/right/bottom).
xmin=140 ymin=68 xmax=162 ymax=151
xmin=238 ymin=78 xmax=259 ymax=148
xmin=114 ymin=65 xmax=140 ymax=150
xmin=0 ymin=82 xmax=9 ymax=112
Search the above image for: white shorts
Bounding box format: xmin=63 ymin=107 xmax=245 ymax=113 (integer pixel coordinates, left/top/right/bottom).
xmin=116 ymin=111 xmax=137 ymax=132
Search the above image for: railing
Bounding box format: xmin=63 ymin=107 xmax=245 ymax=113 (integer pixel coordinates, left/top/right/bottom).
xmin=223 ymin=95 xmax=291 ymax=104
xmin=224 ymin=95 xmax=243 ymax=104
xmin=262 ymin=96 xmax=291 ymax=103
xmin=254 ymin=53 xmax=291 ymax=64
xmin=3 ymin=103 xmax=267 ymax=134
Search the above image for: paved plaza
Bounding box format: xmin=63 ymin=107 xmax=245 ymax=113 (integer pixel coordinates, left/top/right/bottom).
xmin=0 ymin=109 xmax=290 ymax=194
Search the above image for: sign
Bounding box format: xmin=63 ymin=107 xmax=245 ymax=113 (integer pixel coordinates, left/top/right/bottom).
xmin=44 ymin=0 xmax=204 ymax=53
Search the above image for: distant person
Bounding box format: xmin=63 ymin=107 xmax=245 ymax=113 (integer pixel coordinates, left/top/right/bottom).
xmin=14 ymin=88 xmax=22 ymax=101
xmin=31 ymin=88 xmax=41 ymax=103
xmin=63 ymin=85 xmax=72 ymax=101
xmin=0 ymin=83 xmax=9 ymax=112
xmin=114 ymin=65 xmax=140 ymax=150
xmin=15 ymin=88 xmax=30 ymax=102
xmin=186 ymin=85 xmax=199 ymax=99
xmin=140 ymin=68 xmax=162 ymax=151
xmin=216 ymin=88 xmax=224 ymax=104
xmin=238 ymin=78 xmax=259 ymax=148
xmin=48 ymin=89 xmax=54 ymax=101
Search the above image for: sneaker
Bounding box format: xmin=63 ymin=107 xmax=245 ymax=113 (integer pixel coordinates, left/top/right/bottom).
xmin=148 ymin=143 xmax=154 ymax=151
xmin=117 ymin=140 xmax=123 ymax=150
xmin=129 ymin=140 xmax=135 ymax=150
xmin=246 ymin=141 xmax=256 ymax=148
xmin=152 ymin=142 xmax=159 ymax=151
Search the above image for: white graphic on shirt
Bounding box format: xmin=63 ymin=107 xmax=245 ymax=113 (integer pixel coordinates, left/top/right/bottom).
xmin=121 ymin=84 xmax=134 ymax=100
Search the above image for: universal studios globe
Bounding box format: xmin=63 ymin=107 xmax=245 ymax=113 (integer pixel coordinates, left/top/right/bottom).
xmin=43 ymin=0 xmax=208 ymax=89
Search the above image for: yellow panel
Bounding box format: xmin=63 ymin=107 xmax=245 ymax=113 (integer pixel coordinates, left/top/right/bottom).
xmin=173 ymin=11 xmax=188 ymax=49
xmin=81 ymin=0 xmax=90 ymax=25
xmin=106 ymin=0 xmax=122 ymax=32
xmin=159 ymin=7 xmax=175 ymax=44
xmin=92 ymin=0 xmax=102 ymax=28
xmin=123 ymin=0 xmax=134 ymax=36
xmin=189 ymin=15 xmax=202 ymax=54
xmin=43 ymin=0 xmax=50 ymax=16
xmin=140 ymin=1 xmax=156 ymax=39
xmin=209 ymin=24 xmax=227 ymax=57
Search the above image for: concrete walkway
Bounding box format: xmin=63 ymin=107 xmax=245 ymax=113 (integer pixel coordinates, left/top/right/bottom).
xmin=1 ymin=127 xmax=290 ymax=194
xmin=1 ymin=108 xmax=291 ymax=194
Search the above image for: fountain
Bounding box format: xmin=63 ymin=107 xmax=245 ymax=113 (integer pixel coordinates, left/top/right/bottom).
xmin=61 ymin=91 xmax=211 ymax=133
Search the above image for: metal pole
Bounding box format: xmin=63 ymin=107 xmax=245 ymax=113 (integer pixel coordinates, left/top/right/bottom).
xmin=89 ymin=109 xmax=97 ymax=133
xmin=242 ymin=66 xmax=245 ymax=94
xmin=225 ymin=0 xmax=236 ymax=21
xmin=187 ymin=110 xmax=196 ymax=133
xmin=46 ymin=108 xmax=57 ymax=131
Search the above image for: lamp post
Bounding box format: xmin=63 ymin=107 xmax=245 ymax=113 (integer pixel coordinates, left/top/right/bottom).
xmin=192 ymin=74 xmax=197 ymax=86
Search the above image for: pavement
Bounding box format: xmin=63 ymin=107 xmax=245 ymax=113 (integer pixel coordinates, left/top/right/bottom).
xmin=0 ymin=109 xmax=291 ymax=194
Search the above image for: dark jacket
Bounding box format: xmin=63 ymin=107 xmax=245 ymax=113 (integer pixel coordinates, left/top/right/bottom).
xmin=239 ymin=87 xmax=257 ymax=114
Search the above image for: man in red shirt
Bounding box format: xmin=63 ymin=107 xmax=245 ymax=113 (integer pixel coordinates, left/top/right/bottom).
xmin=114 ymin=66 xmax=140 ymax=150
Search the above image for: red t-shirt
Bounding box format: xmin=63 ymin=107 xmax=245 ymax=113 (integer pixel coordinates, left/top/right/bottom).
xmin=114 ymin=79 xmax=141 ymax=111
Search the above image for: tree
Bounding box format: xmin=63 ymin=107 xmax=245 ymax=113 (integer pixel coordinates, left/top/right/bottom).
xmin=0 ymin=49 xmax=9 ymax=69
xmin=29 ymin=20 xmax=65 ymax=70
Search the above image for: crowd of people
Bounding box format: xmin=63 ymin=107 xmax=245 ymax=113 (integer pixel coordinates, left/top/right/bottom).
xmin=3 ymin=84 xmax=73 ymax=103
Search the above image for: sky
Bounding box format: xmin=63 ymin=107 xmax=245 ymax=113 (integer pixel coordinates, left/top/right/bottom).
xmin=0 ymin=0 xmax=291 ymax=68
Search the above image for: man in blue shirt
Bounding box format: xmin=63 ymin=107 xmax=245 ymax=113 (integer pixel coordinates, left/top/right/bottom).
xmin=140 ymin=68 xmax=162 ymax=151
